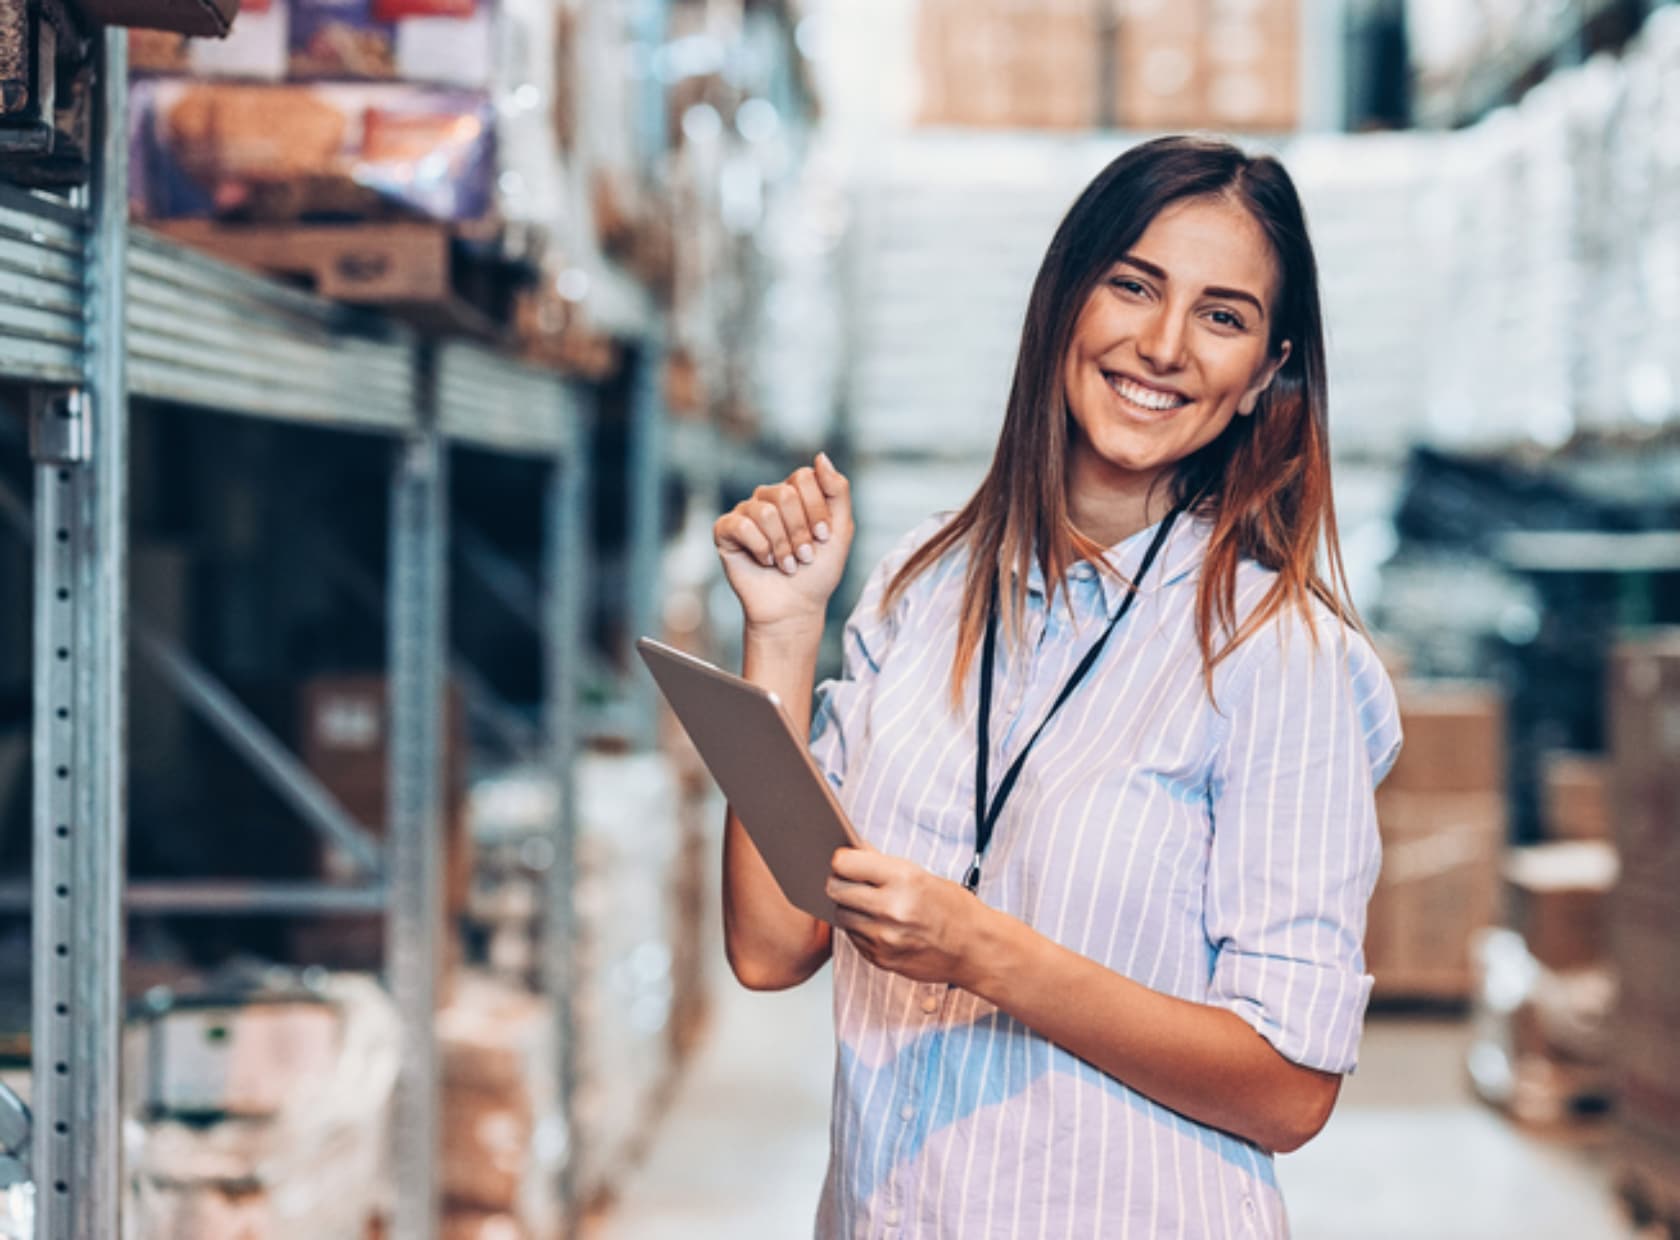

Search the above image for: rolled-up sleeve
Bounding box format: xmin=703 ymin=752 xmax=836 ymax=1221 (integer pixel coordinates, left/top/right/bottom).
xmin=1203 ymin=610 xmax=1403 ymax=1075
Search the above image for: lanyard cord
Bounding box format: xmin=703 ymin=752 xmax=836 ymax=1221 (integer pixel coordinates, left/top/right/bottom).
xmin=965 ymin=505 xmax=1185 ymax=893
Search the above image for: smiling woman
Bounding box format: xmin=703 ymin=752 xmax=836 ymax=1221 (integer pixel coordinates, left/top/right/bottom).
xmin=710 ymin=135 xmax=1401 ymax=1239
xmin=1062 ymin=196 xmax=1292 ymax=547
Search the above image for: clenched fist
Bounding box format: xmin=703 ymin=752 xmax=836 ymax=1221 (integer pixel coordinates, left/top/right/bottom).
xmin=713 ymin=452 xmax=853 ymax=633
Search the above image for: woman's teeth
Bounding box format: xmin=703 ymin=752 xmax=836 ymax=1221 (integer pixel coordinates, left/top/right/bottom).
xmin=1105 ymin=373 xmax=1188 ymax=412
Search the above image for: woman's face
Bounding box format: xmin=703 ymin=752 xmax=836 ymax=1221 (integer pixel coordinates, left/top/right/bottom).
xmin=1061 ymin=195 xmax=1290 ymax=496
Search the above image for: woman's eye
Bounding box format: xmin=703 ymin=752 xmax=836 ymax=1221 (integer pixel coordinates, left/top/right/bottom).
xmin=1110 ymin=277 xmax=1147 ymax=296
xmin=1208 ymin=309 xmax=1245 ymax=330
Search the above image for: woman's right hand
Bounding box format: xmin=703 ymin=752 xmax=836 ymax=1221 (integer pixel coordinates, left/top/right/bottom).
xmin=714 ymin=452 xmax=853 ymax=634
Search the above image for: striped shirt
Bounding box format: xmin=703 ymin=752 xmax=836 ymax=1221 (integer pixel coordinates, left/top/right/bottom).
xmin=807 ymin=510 xmax=1402 ymax=1239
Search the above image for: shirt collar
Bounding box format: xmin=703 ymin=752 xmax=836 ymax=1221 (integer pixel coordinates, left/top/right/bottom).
xmin=1021 ymin=512 xmax=1213 ymax=617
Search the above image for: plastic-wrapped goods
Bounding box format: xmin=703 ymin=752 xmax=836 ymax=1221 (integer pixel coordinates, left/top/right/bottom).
xmin=1466 ymin=928 xmax=1615 ymax=1127
xmin=0 ymin=1174 xmax=28 ymax=1240
xmin=1608 ymin=627 xmax=1680 ymax=1230
xmin=750 ymin=142 xmax=847 ymax=450
xmin=128 ymin=79 xmax=496 ymax=223
xmin=443 ymin=1212 xmax=526 ymax=1240
xmin=124 ymin=974 xmax=401 ymax=1240
xmin=129 ymin=0 xmax=564 ymax=243
xmin=438 ymin=972 xmax=563 ymax=1236
xmin=570 ymin=751 xmax=682 ymax=1206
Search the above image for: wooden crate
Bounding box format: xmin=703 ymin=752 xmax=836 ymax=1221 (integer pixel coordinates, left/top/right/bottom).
xmin=154 ymin=219 xmax=529 ymax=339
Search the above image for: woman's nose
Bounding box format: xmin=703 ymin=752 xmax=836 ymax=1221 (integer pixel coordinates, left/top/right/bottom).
xmin=1135 ymin=308 xmax=1186 ymax=372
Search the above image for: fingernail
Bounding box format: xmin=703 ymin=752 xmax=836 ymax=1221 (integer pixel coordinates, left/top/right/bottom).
xmin=797 ymin=544 xmax=815 ymax=564
xmin=814 ymin=522 xmax=831 ymax=543
xmin=781 ymin=556 xmax=798 ymax=574
xmin=817 ymin=451 xmax=832 ymax=470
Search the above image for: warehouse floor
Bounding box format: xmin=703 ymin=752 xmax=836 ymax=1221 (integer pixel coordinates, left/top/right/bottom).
xmin=588 ymin=969 xmax=1642 ymax=1239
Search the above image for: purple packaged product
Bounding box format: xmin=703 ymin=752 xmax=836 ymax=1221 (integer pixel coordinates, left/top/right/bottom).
xmin=288 ymin=0 xmax=398 ymax=80
xmin=130 ymin=79 xmax=496 ymax=224
xmin=353 ymin=87 xmax=496 ymax=221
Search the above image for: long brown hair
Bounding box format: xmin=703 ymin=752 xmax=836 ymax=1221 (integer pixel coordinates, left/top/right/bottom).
xmin=881 ymin=135 xmax=1359 ymax=709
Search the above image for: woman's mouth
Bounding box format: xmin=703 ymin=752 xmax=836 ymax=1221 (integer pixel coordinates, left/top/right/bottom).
xmin=1103 ymin=371 xmax=1191 ymax=415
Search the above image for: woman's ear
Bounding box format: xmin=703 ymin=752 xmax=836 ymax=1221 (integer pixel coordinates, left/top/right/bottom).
xmin=1237 ymin=339 xmax=1292 ymax=416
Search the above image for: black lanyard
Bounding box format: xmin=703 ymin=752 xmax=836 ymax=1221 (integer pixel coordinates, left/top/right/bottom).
xmin=964 ymin=506 xmax=1184 ymax=893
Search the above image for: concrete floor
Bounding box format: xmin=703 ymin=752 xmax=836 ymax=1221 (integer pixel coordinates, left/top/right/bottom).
xmin=588 ymin=973 xmax=1641 ymax=1239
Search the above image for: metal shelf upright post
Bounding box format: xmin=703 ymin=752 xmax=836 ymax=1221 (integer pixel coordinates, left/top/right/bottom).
xmin=386 ymin=346 xmax=449 ymax=1240
xmin=30 ymin=28 xmax=128 ymax=1240
xmin=542 ymin=408 xmax=587 ymax=1226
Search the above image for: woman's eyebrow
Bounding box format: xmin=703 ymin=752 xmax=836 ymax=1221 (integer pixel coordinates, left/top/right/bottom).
xmin=1117 ymin=254 xmax=1267 ymax=319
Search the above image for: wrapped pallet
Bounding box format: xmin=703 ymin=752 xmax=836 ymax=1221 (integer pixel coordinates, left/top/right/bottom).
xmin=1607 ymin=635 xmax=1680 ymax=1226
xmin=123 ymin=974 xmax=400 ymax=1240
xmin=1366 ymin=681 xmax=1507 ymax=1000
xmin=438 ymin=972 xmax=562 ymax=1239
xmin=571 ymin=750 xmax=682 ymax=1208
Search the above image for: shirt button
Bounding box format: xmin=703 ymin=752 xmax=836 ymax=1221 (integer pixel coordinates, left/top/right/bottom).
xmin=900 ymin=1103 xmax=915 ymax=1122
xmin=921 ymin=993 xmax=940 ymax=1014
xmin=884 ymin=1209 xmax=901 ymax=1227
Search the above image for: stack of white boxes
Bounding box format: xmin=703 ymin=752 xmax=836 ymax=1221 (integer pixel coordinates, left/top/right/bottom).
xmin=841 ymin=12 xmax=1680 ymax=607
xmin=845 ymin=134 xmax=1116 ymax=571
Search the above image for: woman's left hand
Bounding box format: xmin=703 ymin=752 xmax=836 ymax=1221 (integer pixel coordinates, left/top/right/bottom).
xmin=827 ymin=848 xmax=989 ymax=989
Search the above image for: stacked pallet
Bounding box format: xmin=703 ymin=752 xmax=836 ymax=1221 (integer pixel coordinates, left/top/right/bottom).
xmin=1462 ymin=741 xmax=1619 ymax=1126
xmin=438 ymin=972 xmax=563 ymax=1240
xmin=1365 ymin=681 xmax=1506 ymax=1002
xmin=1607 ymin=634 xmax=1680 ymax=1231
xmin=1467 ymin=842 xmax=1618 ymax=1126
xmin=123 ymin=972 xmax=401 ymax=1239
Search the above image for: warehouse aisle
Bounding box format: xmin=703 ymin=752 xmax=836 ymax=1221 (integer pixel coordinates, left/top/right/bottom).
xmin=585 ymin=966 xmax=836 ymax=1239
xmin=591 ymin=997 xmax=1640 ymax=1238
xmin=1281 ymin=1016 xmax=1635 ymax=1239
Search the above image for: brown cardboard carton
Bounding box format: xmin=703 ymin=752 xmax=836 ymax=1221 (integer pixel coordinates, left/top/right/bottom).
xmin=1367 ymin=790 xmax=1504 ymax=998
xmin=442 ymin=1088 xmax=531 ymax=1213
xmin=915 ymin=0 xmax=1099 ymax=130
xmin=443 ymin=1213 xmax=526 ymax=1240
xmin=1205 ymin=52 xmax=1299 ymax=131
xmin=1502 ymin=842 xmax=1618 ymax=973
xmin=1385 ymin=681 xmax=1505 ymax=795
xmin=73 ymin=0 xmax=238 ymax=37
xmin=1115 ymin=24 xmax=1205 ymax=132
xmin=1540 ymin=751 xmax=1611 ymax=842
xmin=1608 ymin=636 xmax=1680 ymax=883
xmin=438 ymin=973 xmax=559 ymax=1225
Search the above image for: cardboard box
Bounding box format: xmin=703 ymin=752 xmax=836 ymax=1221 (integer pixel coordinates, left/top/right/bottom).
xmin=917 ymin=0 xmax=1098 ymax=130
xmin=1502 ymin=841 xmax=1618 ymax=973
xmin=73 ymin=0 xmax=239 ymax=37
xmin=1384 ymin=681 xmax=1505 ymax=795
xmin=1541 ymin=750 xmax=1610 ymax=842
xmin=438 ymin=973 xmax=559 ymax=1227
xmin=442 ymin=1213 xmax=525 ymax=1240
xmin=1113 ymin=0 xmax=1301 ymax=132
xmin=1205 ymin=51 xmax=1299 ymax=131
xmin=1608 ymin=636 xmax=1680 ymax=884
xmin=1367 ymin=790 xmax=1504 ymax=998
xmin=442 ymin=1089 xmax=530 ymax=1213
xmin=139 ymin=996 xmax=341 ymax=1119
xmin=1116 ymin=29 xmax=1206 ymax=132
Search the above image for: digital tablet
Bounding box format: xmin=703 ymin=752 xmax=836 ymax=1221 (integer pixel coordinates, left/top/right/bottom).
xmin=636 ymin=637 xmax=861 ymax=923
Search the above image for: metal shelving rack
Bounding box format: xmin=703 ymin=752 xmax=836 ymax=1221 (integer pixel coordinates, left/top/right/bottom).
xmin=5 ymin=30 xmax=589 ymax=1240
